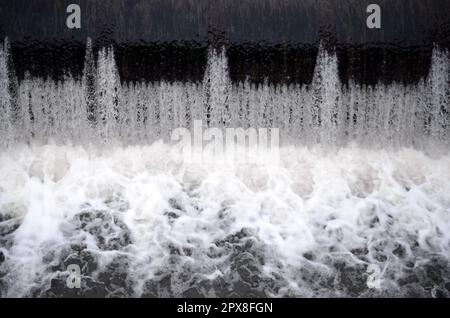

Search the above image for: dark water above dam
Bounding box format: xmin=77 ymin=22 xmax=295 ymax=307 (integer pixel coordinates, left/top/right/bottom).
xmin=1 ymin=0 xmax=449 ymax=84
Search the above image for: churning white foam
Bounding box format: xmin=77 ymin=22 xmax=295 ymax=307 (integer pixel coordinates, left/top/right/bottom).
xmin=0 ymin=143 xmax=449 ymax=297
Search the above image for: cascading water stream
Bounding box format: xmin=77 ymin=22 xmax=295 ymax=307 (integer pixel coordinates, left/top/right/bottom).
xmin=0 ymin=38 xmax=449 ymax=149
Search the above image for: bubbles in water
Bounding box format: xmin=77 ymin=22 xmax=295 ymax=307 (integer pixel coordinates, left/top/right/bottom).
xmin=0 ymin=145 xmax=448 ymax=297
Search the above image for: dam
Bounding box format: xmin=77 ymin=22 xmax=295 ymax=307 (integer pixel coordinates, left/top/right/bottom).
xmin=0 ymin=0 xmax=449 ymax=298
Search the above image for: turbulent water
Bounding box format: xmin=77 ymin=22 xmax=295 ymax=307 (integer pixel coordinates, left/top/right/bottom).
xmin=0 ymin=38 xmax=449 ymax=297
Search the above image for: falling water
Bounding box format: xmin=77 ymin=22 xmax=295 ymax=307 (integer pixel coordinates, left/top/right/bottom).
xmin=0 ymin=38 xmax=448 ymax=149
xmin=0 ymin=40 xmax=11 ymax=147
xmin=1 ymin=37 xmax=450 ymax=298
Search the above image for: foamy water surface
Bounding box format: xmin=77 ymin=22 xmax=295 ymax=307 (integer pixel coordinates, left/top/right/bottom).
xmin=0 ymin=143 xmax=449 ymax=297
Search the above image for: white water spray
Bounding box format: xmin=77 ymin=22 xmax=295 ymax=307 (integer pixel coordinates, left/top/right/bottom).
xmin=0 ymin=39 xmax=448 ymax=149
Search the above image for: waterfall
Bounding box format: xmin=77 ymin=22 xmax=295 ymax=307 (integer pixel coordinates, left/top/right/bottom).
xmin=82 ymin=37 xmax=97 ymax=127
xmin=0 ymin=38 xmax=18 ymax=147
xmin=310 ymin=44 xmax=341 ymax=145
xmin=96 ymin=47 xmax=121 ymax=142
xmin=428 ymin=45 xmax=450 ymax=142
xmin=0 ymin=39 xmax=12 ymax=147
xmin=0 ymin=38 xmax=449 ymax=150
xmin=1 ymin=38 xmax=450 ymax=299
xmin=203 ymin=47 xmax=232 ymax=128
